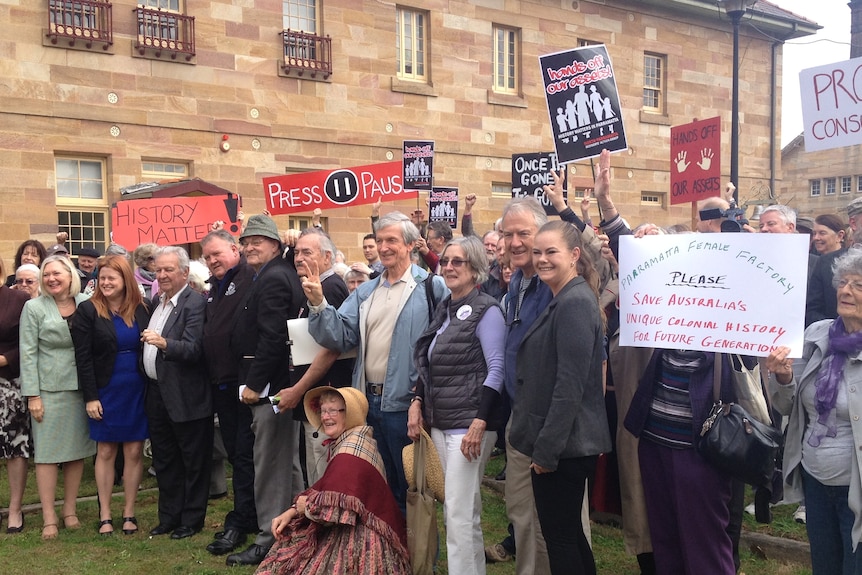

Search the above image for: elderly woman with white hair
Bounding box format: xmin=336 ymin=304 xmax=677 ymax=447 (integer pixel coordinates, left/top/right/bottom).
xmin=13 ymin=264 xmax=41 ymax=299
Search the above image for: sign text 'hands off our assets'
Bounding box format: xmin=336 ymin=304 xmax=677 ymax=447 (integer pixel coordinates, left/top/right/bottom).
xmin=618 ymin=234 xmax=808 ymax=357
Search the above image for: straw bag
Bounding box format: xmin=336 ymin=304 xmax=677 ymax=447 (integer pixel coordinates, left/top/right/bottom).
xmin=404 ymin=430 xmax=438 ymax=575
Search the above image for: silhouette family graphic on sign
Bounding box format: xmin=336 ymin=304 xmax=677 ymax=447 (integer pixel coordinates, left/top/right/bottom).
xmin=540 ymin=44 xmax=628 ymax=163
xmin=403 ymin=140 xmax=434 ymax=190
xmin=429 ymin=187 xmax=458 ymax=228
xmin=430 ymin=202 xmax=456 ymax=219
xmin=405 ymin=157 xmax=431 ymax=178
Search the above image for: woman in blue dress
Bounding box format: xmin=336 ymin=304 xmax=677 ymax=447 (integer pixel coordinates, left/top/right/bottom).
xmin=73 ymin=255 xmax=150 ymax=536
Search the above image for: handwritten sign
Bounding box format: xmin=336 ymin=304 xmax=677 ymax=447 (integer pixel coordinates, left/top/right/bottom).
xmin=429 ymin=187 xmax=458 ymax=228
xmin=403 ymin=140 xmax=434 ymax=191
xmin=669 ymin=117 xmax=721 ymax=205
xmin=511 ymin=152 xmax=567 ymax=215
xmin=263 ymin=161 xmax=418 ymax=216
xmin=618 ymin=234 xmax=808 ymax=357
xmin=539 ymin=45 xmax=628 ymax=164
xmin=111 ymin=194 xmax=241 ymax=249
xmin=801 ymin=56 xmax=862 ymax=152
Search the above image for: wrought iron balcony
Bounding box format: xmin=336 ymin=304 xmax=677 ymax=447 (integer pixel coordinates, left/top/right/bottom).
xmin=47 ymin=0 xmax=113 ymax=50
xmin=280 ymin=29 xmax=331 ymax=79
xmin=134 ymin=6 xmax=195 ymax=61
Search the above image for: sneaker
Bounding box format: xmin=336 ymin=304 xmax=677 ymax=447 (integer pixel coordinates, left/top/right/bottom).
xmin=793 ymin=504 xmax=806 ymax=524
xmin=744 ymin=503 xmax=756 ymax=515
xmin=485 ymin=543 xmax=513 ymax=563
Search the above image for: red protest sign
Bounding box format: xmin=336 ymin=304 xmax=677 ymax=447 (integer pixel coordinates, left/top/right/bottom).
xmin=669 ymin=116 xmax=721 ymax=206
xmin=263 ymin=161 xmax=418 ymax=215
xmin=111 ymin=194 xmax=241 ymax=248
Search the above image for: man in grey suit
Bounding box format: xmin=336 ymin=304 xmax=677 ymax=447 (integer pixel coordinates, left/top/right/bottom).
xmin=142 ymin=246 xmax=213 ymax=540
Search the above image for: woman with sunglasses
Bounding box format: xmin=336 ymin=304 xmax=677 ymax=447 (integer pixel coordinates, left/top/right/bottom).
xmin=13 ymin=264 xmax=41 ymax=299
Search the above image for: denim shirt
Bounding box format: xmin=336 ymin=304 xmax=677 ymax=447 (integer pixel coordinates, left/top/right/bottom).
xmin=309 ymin=264 xmax=448 ymax=412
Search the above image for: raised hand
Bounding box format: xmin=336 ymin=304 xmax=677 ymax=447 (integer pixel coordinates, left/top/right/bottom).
xmin=301 ymin=257 xmax=324 ymax=306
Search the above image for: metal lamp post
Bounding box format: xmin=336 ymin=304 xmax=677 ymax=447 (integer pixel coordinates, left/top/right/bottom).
xmin=719 ymin=0 xmax=756 ymax=204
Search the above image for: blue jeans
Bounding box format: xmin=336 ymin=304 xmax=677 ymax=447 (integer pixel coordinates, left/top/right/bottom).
xmin=366 ymin=394 xmax=409 ymax=515
xmin=802 ymin=468 xmax=862 ymax=575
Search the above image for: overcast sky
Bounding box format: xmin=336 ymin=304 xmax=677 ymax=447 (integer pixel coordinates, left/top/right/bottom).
xmin=775 ymin=0 xmax=852 ymax=146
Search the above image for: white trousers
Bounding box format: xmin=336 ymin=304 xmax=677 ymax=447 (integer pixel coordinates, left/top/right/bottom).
xmin=431 ymin=427 xmax=497 ymax=575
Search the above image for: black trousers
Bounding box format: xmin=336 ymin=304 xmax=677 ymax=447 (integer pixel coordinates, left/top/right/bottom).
xmin=146 ymin=382 xmax=213 ymax=529
xmin=213 ymin=382 xmax=258 ymax=533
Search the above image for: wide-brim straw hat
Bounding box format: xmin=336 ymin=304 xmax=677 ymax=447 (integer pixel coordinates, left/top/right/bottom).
xmin=304 ymin=386 xmax=368 ymax=431
xmin=402 ymin=428 xmax=445 ymax=503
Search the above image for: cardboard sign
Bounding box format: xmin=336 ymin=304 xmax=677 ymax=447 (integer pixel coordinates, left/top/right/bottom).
xmin=540 ymin=45 xmax=628 ymax=164
xmin=511 ymin=152 xmax=568 ymax=215
xmin=800 ymin=56 xmax=862 ymax=152
xmin=111 ymin=194 xmax=241 ymax=248
xmin=403 ymin=140 xmax=434 ymax=191
xmin=669 ymin=117 xmax=722 ymax=205
xmin=263 ymin=161 xmax=417 ymax=216
xmin=429 ymin=187 xmax=458 ymax=229
xmin=618 ymin=234 xmax=808 ymax=357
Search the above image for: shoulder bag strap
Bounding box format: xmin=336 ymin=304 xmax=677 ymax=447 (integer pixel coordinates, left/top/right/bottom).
xmin=713 ymin=352 xmax=723 ymax=403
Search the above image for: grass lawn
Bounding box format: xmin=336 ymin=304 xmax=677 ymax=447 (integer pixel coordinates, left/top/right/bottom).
xmin=0 ymin=455 xmax=812 ymax=574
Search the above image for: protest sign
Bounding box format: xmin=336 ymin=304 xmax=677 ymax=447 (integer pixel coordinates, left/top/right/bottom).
xmin=800 ymin=56 xmax=862 ymax=152
xmin=669 ymin=117 xmax=721 ymax=205
xmin=111 ymin=194 xmax=241 ymax=248
xmin=618 ymin=234 xmax=808 ymax=357
xmin=539 ymin=45 xmax=627 ymax=164
xmin=403 ymin=140 xmax=434 ymax=190
xmin=429 ymin=187 xmax=458 ymax=228
xmin=511 ymin=152 xmax=568 ymax=215
xmin=263 ymin=161 xmax=417 ymax=216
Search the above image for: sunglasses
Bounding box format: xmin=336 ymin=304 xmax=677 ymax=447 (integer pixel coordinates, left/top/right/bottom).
xmin=439 ymin=258 xmax=468 ymax=268
xmin=15 ymin=278 xmax=37 ymax=286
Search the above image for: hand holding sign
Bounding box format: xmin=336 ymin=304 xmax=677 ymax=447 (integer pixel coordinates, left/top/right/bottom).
xmin=301 ymin=258 xmax=324 ymax=307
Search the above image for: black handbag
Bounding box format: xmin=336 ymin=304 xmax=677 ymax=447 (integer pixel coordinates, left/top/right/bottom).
xmin=696 ymin=353 xmax=783 ymax=486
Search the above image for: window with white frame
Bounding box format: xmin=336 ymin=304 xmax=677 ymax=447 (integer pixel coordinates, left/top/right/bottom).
xmin=55 ymin=157 xmax=109 ymax=254
xmin=643 ymin=53 xmax=665 ymax=112
xmin=283 ymin=0 xmax=317 ymax=32
xmin=492 ymin=25 xmax=519 ymax=95
xmin=825 ymin=178 xmax=836 ymax=195
xmin=396 ymin=7 xmax=427 ymax=81
xmin=492 ymin=182 xmax=512 ymax=199
xmin=141 ymin=0 xmax=180 ymax=11
xmin=142 ymin=160 xmax=189 ymax=181
xmin=810 ymin=180 xmax=821 ymax=197
xmin=842 ymin=176 xmax=853 ymax=194
xmin=641 ymin=192 xmax=664 ymax=207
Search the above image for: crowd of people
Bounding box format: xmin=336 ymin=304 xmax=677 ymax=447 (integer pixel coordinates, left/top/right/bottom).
xmin=1 ymin=149 xmax=861 ymax=575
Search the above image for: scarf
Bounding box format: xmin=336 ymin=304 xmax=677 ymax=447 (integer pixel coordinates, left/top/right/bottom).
xmin=810 ymin=316 xmax=862 ymax=447
xmin=135 ymin=267 xmax=159 ymax=299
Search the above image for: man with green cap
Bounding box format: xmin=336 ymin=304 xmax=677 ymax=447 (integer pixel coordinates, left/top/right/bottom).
xmin=228 ymin=214 xmax=304 ymax=566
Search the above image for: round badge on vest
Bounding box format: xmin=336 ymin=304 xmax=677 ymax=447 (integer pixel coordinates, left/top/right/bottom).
xmin=456 ymin=305 xmax=472 ymax=320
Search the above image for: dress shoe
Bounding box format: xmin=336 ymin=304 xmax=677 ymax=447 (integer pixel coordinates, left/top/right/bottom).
xmin=5 ymin=511 xmax=24 ymax=534
xmin=170 ymin=525 xmax=201 ymax=540
xmin=149 ymin=523 xmax=177 ymax=536
xmin=206 ymin=528 xmax=247 ymax=555
xmin=226 ymin=543 xmax=270 ymax=566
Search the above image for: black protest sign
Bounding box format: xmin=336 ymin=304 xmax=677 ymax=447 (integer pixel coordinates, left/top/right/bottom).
xmin=511 ymin=152 xmax=568 ymax=216
xmin=429 ymin=187 xmax=458 ymax=229
xmin=403 ymin=140 xmax=434 ymax=191
xmin=540 ymin=45 xmax=627 ymax=164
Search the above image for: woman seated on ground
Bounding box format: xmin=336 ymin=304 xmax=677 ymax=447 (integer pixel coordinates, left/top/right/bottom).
xmin=767 ymin=246 xmax=862 ymax=574
xmin=256 ymin=386 xmax=411 ymax=575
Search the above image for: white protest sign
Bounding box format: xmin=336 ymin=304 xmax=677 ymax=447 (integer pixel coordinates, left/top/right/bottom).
xmin=618 ymin=234 xmax=808 ymax=357
xmin=800 ymin=56 xmax=862 ymax=152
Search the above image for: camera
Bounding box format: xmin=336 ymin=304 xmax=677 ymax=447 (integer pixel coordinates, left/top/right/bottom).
xmin=699 ymin=202 xmax=749 ymax=233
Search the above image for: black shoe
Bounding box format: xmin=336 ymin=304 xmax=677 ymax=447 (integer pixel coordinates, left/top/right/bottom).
xmin=149 ymin=523 xmax=177 ymax=536
xmin=209 ymin=491 xmax=228 ymax=500
xmin=206 ymin=528 xmax=247 ymax=555
xmin=171 ymin=525 xmax=201 ymax=540
xmin=5 ymin=511 xmax=24 ymax=534
xmin=495 ymin=465 xmax=506 ymax=481
xmin=226 ymin=543 xmax=269 ymax=566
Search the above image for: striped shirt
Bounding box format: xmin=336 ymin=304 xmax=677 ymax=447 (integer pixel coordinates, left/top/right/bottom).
xmin=642 ymin=350 xmax=706 ymax=449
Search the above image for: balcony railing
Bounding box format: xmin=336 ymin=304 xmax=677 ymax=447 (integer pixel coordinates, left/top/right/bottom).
xmin=134 ymin=6 xmax=195 ymax=61
xmin=280 ymin=29 xmax=331 ymax=79
xmin=47 ymin=0 xmax=113 ymax=50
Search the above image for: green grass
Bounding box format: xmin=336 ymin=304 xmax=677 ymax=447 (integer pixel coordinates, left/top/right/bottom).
xmin=0 ymin=456 xmax=812 ymax=575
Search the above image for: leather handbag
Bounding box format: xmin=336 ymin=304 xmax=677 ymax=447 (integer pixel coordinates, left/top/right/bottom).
xmin=404 ymin=431 xmax=438 ymax=575
xmin=697 ymin=353 xmax=783 ymax=486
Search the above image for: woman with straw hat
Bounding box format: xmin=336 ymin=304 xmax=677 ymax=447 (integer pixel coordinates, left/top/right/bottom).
xmin=256 ymin=386 xmax=411 ymax=575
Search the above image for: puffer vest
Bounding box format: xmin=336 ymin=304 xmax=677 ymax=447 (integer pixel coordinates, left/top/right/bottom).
xmin=414 ymin=288 xmax=500 ymax=430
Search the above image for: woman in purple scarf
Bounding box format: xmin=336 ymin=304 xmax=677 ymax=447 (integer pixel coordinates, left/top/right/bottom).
xmin=767 ymin=246 xmax=862 ymax=575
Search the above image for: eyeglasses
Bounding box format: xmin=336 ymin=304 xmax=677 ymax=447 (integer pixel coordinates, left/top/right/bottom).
xmin=837 ymin=279 xmax=862 ymax=293
xmin=439 ymin=258 xmax=468 ymax=268
xmin=15 ymin=279 xmax=37 ymax=286
xmin=319 ymin=408 xmax=345 ymax=417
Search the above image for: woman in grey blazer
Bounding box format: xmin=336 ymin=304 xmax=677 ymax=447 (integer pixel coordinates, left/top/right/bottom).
xmin=20 ymin=255 xmax=95 ymax=540
xmin=509 ymin=221 xmax=610 ymax=575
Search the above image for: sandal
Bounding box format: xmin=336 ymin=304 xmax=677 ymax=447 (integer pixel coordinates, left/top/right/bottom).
xmin=122 ymin=516 xmax=138 ymax=535
xmin=42 ymin=523 xmax=59 ymax=540
xmin=63 ymin=515 xmax=81 ymax=530
xmin=99 ymin=519 xmax=114 ymax=536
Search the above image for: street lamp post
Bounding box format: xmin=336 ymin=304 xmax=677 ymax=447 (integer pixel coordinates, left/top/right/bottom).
xmin=719 ymin=0 xmax=755 ymax=204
